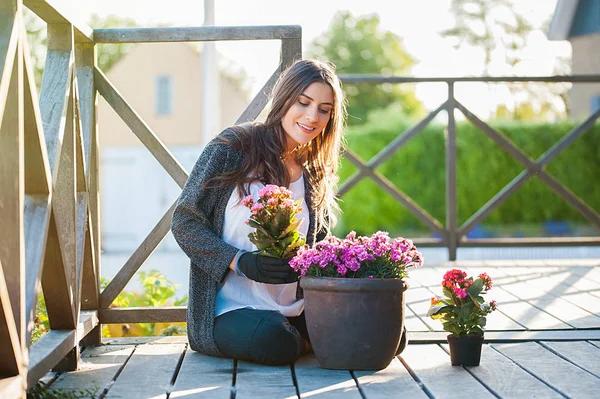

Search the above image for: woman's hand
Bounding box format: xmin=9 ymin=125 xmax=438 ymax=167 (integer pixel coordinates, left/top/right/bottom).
xmin=238 ymin=253 xmax=298 ymax=284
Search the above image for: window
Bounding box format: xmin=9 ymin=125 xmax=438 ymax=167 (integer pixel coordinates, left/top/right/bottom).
xmin=155 ymin=75 xmax=172 ymax=115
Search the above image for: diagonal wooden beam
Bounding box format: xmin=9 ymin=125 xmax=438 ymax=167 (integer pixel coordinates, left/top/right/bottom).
xmin=80 ymin=209 xmax=98 ymax=311
xmin=75 ymin=44 xmax=100 ymax=310
xmin=456 ymin=101 xmax=600 ymax=235
xmin=100 ymin=201 xmax=177 ymax=308
xmin=339 ymin=102 xmax=447 ymax=196
xmin=22 ymin=22 xmax=51 ymax=196
xmin=0 ymin=4 xmax=19 ymax=130
xmin=235 ymin=69 xmax=279 ymax=124
xmin=23 ymin=0 xmax=93 ymax=43
xmin=0 ymin=260 xmax=23 ymax=377
xmin=0 ymin=28 xmax=25 ymax=354
xmin=23 ymin=195 xmax=51 ymax=345
xmin=39 ymin=24 xmax=73 ymax=179
xmin=41 ymin=83 xmax=77 ymax=331
xmin=343 ymin=149 xmax=446 ymax=237
xmin=95 ymin=68 xmax=189 ymax=188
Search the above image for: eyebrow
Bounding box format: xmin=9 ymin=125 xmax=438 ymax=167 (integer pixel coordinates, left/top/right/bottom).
xmin=300 ymin=93 xmax=333 ymax=106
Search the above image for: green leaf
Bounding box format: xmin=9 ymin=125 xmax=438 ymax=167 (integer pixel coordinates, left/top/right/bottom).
xmin=467 ymin=278 xmax=484 ymax=297
xmin=459 ymin=302 xmax=474 ymax=320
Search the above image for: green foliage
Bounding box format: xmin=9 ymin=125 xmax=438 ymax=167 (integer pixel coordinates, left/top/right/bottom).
xmin=28 ymin=383 xmax=98 ymax=399
xmin=308 ymin=11 xmax=425 ymax=125
xmin=335 ymin=105 xmax=600 ymax=237
xmin=101 ymin=269 xmax=187 ymax=337
xmin=89 ymin=14 xmax=139 ymax=73
xmin=31 ymin=293 xmax=50 ymax=344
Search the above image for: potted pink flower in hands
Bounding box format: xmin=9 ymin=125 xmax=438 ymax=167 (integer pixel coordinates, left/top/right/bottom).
xmin=290 ymin=231 xmax=423 ymax=370
xmin=241 ymin=185 xmax=306 ymax=259
xmin=427 ymin=269 xmax=498 ymax=366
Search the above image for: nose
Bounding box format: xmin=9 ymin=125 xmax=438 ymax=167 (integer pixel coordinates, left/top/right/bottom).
xmin=306 ymin=106 xmax=318 ymax=122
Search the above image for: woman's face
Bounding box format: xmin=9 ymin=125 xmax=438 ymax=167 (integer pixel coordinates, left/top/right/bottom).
xmin=281 ymin=82 xmax=334 ymax=151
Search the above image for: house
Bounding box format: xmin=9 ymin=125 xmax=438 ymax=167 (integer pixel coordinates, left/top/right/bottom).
xmin=98 ymin=42 xmax=250 ymax=253
xmin=548 ymin=0 xmax=600 ymax=119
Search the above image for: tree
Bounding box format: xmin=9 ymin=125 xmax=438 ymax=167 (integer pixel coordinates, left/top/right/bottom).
xmin=90 ymin=13 xmax=139 ymax=72
xmin=24 ymin=12 xmax=138 ymax=89
xmin=308 ymin=11 xmax=425 ymax=125
xmin=442 ymin=0 xmax=568 ymax=121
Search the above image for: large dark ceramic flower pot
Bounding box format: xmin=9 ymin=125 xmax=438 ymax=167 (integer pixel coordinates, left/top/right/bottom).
xmin=447 ymin=334 xmax=484 ymax=366
xmin=300 ymin=277 xmax=408 ymax=370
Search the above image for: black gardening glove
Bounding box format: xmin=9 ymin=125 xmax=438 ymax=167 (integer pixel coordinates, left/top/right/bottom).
xmin=238 ymin=252 xmax=298 ymax=284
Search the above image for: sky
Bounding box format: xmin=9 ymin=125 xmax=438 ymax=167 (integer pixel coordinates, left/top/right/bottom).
xmin=51 ymin=0 xmax=571 ymax=117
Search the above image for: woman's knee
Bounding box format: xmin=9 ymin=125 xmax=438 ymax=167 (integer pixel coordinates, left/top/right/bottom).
xmin=249 ymin=315 xmax=303 ymax=365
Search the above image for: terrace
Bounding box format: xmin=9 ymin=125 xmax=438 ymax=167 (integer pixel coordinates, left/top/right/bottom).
xmin=1 ymin=1 xmax=599 ymax=397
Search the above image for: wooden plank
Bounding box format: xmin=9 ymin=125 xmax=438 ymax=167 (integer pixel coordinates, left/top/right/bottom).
xmin=105 ymin=343 xmax=185 ymax=398
xmin=94 ymin=69 xmax=188 ymax=188
xmin=354 ymin=357 xmax=428 ymax=398
xmin=293 ymin=355 xmax=360 ymax=398
xmin=75 ymin=44 xmax=100 ymax=308
xmin=80 ymin=211 xmax=98 ymax=311
xmin=50 ymin=345 xmax=135 ymax=392
xmin=28 ymin=329 xmax=76 ymax=388
xmin=74 ymin=191 xmax=88 ymax=314
xmin=409 ymin=330 xmax=600 ymax=343
xmin=23 ymin=194 xmax=51 ymax=341
xmin=0 ymin=375 xmax=24 ymax=399
xmin=22 ymin=19 xmax=53 ymax=338
xmin=99 ymin=201 xmax=176 ymax=308
xmin=103 ymin=336 xmax=188 ymax=346
xmin=27 ymin=311 xmax=98 ymax=387
xmin=487 ymin=287 xmax=570 ymax=330
xmin=0 ymin=4 xmax=18 ymax=119
xmin=39 ymin=43 xmax=72 ymax=179
xmin=406 ymin=286 xmax=442 ymax=331
xmin=235 ymin=69 xmax=279 ymax=124
xmin=0 ymin=260 xmax=22 ymax=377
xmin=0 ymin=30 xmax=25 ymax=351
xmin=465 ymin=344 xmax=563 ymax=398
xmin=99 ymin=306 xmax=186 ymax=324
xmin=493 ymin=342 xmax=600 ymax=398
xmin=400 ymin=344 xmax=495 ymax=398
xmin=23 ymin=0 xmax=93 ymax=42
xmin=170 ymin=350 xmax=232 ymax=398
xmin=22 ymin=21 xmax=51 ymax=196
xmin=93 ymin=25 xmax=302 ymax=43
xmin=41 ymin=211 xmax=76 ymax=329
xmin=496 ymin=278 xmax=600 ymax=329
xmin=235 ymin=360 xmax=296 ymax=398
xmin=541 ymin=341 xmax=600 ymax=377
xmin=404 ymin=305 xmax=431 ymax=332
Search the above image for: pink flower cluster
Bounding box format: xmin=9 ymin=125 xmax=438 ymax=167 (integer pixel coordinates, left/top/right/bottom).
xmin=241 ymin=185 xmax=299 ymax=217
xmin=241 ymin=184 xmax=305 ymax=258
xmin=289 ymin=231 xmax=423 ymax=279
xmin=442 ymin=269 xmax=493 ymax=300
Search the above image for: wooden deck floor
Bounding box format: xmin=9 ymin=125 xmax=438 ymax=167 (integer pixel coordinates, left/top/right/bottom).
xmin=42 ymin=259 xmax=600 ymax=398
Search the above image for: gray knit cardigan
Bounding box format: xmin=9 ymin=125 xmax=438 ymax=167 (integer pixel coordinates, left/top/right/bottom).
xmin=171 ymin=129 xmax=326 ymax=356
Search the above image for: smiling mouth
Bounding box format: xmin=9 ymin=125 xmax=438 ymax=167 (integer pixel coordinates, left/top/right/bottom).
xmin=297 ymin=122 xmax=315 ymax=133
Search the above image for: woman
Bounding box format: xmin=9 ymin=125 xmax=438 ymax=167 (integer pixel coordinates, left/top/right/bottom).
xmin=171 ymin=59 xmax=346 ymax=365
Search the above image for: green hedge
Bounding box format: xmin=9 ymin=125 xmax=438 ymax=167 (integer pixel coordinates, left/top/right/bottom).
xmin=335 ymin=106 xmax=600 ymax=237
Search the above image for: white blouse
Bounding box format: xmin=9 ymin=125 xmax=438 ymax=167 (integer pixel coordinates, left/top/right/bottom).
xmin=215 ymin=175 xmax=309 ymax=317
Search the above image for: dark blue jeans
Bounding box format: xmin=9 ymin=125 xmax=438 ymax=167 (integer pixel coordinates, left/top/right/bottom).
xmin=214 ymin=308 xmax=310 ymax=366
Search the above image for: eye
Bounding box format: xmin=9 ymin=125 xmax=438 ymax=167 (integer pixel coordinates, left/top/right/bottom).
xmin=319 ymin=108 xmax=331 ymax=114
xmin=298 ymin=100 xmax=309 ymax=107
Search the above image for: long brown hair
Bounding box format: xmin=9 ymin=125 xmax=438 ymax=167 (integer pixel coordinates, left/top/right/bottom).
xmin=209 ymin=59 xmax=346 ymax=231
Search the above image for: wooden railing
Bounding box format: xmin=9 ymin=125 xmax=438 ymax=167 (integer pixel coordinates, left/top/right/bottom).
xmin=2 ymin=1 xmax=600 ymax=397
xmin=337 ymin=75 xmax=600 ymax=260
xmin=0 ymin=0 xmax=301 ymax=396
